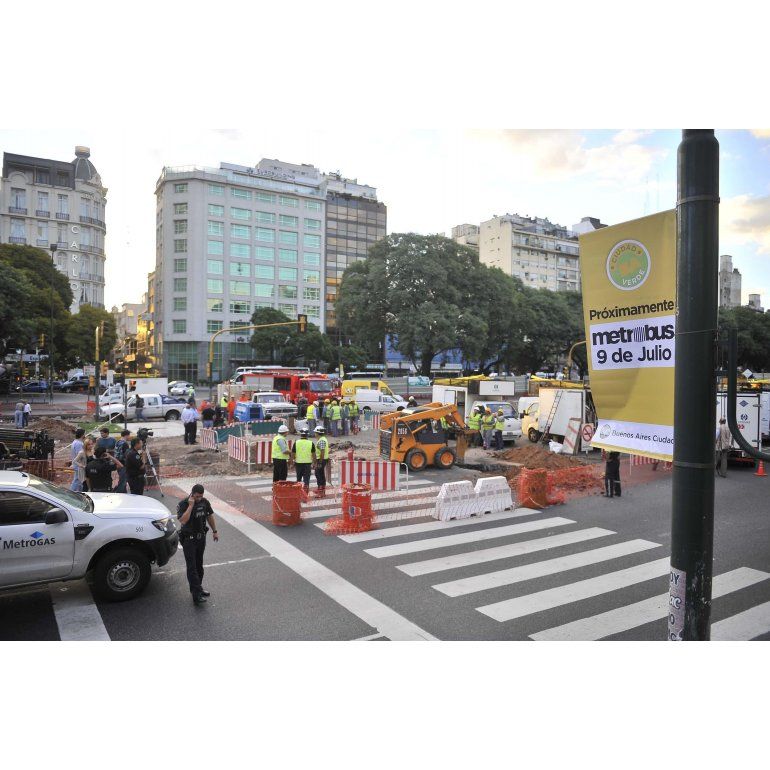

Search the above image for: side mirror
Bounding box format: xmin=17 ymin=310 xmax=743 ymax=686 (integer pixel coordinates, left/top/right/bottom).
xmin=45 ymin=508 xmax=69 ymax=525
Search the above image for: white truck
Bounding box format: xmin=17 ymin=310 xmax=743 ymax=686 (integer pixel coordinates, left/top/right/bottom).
xmin=354 ymin=389 xmax=406 ymax=414
xmin=102 ymin=393 xmax=185 ymax=422
xmin=522 ymin=388 xmax=593 ymax=443
xmin=432 ymin=381 xmax=523 ymax=442
xmin=100 ymin=377 xmax=169 ymax=406
xmin=0 ymin=470 xmax=178 ymax=601
xmin=716 ymin=392 xmax=762 ymax=464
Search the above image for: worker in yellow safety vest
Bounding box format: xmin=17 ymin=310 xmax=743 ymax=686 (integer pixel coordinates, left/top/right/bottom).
xmin=323 ymin=399 xmax=331 ymax=432
xmin=313 ymin=426 xmax=330 ymax=496
xmin=467 ymin=407 xmax=482 ymax=447
xmin=306 ymin=401 xmax=316 ymax=433
xmin=291 ymin=428 xmax=316 ymax=491
xmin=349 ymin=400 xmax=359 ymax=434
xmin=494 ymin=409 xmax=506 ymax=451
xmin=329 ymin=400 xmax=342 ymax=437
xmin=481 ymin=408 xmax=495 ymax=450
xmin=271 ymin=425 xmax=291 ymax=482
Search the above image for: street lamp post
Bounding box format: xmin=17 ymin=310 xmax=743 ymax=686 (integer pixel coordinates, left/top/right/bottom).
xmin=48 ymin=244 xmax=57 ymax=405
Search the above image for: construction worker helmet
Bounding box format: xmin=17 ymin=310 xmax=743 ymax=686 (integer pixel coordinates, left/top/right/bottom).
xmin=314 ymin=426 xmax=325 ymax=434
xmin=497 ymin=409 xmax=504 ymax=415
xmin=485 ymin=407 xmax=492 ymax=413
xmin=325 ymin=399 xmax=330 ymax=403
xmin=278 ymin=425 xmax=289 ymax=434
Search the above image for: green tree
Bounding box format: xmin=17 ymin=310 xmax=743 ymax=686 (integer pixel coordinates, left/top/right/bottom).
xmin=64 ymin=305 xmax=117 ymax=367
xmin=249 ymin=308 xmax=297 ymax=364
xmin=719 ymin=306 xmax=770 ymax=371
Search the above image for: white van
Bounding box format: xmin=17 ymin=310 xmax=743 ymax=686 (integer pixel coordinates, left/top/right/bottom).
xmin=354 ymin=389 xmax=406 ymax=413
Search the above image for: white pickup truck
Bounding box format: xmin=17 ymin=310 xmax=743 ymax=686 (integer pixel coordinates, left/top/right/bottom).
xmin=0 ymin=470 xmax=178 ymax=601
xmin=102 ymin=393 xmax=186 ymax=422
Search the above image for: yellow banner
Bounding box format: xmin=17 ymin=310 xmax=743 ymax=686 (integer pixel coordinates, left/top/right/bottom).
xmin=579 ymin=210 xmax=677 ymax=460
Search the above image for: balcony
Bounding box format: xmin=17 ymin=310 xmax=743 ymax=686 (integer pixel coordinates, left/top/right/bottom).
xmin=79 ymin=215 xmax=106 ymax=228
xmin=9 ymin=206 xmax=27 ymax=215
xmin=56 ymin=241 xmax=68 ymax=248
xmin=9 ymin=236 xmax=27 ymax=244
xmin=36 ymin=210 xmax=51 ymax=218
xmin=36 ymin=239 xmax=49 ymax=247
xmin=55 ymin=212 xmax=70 ymax=220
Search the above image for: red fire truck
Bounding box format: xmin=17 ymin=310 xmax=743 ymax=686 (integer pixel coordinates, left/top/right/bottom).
xmin=242 ymin=368 xmax=340 ymax=404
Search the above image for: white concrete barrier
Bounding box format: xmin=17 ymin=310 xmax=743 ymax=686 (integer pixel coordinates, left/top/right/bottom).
xmin=432 ymin=480 xmax=479 ymax=521
xmin=474 ymin=476 xmax=514 ymax=514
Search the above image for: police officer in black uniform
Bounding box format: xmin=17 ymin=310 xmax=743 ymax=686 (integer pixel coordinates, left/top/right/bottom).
xmin=124 ymin=437 xmax=146 ymax=495
xmin=85 ymin=445 xmax=123 ymax=492
xmin=176 ymin=483 xmax=219 ymax=605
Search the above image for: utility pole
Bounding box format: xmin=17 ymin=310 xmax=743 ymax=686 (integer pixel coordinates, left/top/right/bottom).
xmin=669 ymin=129 xmax=720 ymax=641
xmin=49 ymin=244 xmax=57 ymax=405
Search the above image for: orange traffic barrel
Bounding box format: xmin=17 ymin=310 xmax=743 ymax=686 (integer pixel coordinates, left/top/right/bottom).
xmin=272 ymin=481 xmax=305 ymax=527
xmin=341 ymin=483 xmax=373 ymax=523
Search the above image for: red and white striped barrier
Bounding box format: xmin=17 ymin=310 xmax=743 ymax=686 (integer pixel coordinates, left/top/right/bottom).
xmin=227 ymin=434 xmax=251 ymax=471
xmin=253 ymin=438 xmax=294 ymax=465
xmin=561 ymin=417 xmax=582 ymax=455
xmin=361 ymin=413 xmax=380 ymax=431
xmin=338 ymin=459 xmax=400 ymax=490
xmin=200 ymin=428 xmax=217 ymax=450
xmin=630 ymin=454 xmax=672 ymax=469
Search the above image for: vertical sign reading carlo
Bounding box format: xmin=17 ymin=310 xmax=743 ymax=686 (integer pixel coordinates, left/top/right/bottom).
xmin=579 ymin=210 xmax=677 ymax=460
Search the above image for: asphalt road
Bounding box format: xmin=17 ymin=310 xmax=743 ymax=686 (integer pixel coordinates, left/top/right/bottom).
xmin=2 ymin=463 xmax=769 ymax=641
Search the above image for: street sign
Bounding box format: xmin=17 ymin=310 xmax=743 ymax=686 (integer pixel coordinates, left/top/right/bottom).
xmin=582 ymin=423 xmax=595 ymax=443
xmin=84 ymin=365 xmax=96 ymax=376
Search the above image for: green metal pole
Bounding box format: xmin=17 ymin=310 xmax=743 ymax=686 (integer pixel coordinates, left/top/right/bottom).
xmin=669 ymin=129 xmax=720 ymax=641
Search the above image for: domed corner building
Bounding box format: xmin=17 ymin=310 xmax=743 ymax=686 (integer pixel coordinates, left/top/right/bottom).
xmin=1 ymin=144 xmax=108 ymax=312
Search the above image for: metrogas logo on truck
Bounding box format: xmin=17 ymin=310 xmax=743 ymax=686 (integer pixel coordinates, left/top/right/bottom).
xmin=1 ymin=531 xmax=56 ymax=550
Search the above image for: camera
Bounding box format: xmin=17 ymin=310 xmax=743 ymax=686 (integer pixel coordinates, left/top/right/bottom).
xmin=137 ymin=427 xmax=154 ymax=441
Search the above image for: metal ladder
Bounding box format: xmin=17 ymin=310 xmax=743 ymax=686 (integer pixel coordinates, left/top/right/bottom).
xmin=540 ymin=390 xmax=563 ymax=443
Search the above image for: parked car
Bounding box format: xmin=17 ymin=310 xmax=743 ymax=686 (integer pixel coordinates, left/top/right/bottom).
xmin=101 ymin=393 xmax=184 ymax=422
xmin=169 ymin=380 xmax=195 ymax=396
xmin=60 ymin=375 xmax=90 ymax=392
xmin=0 ymin=470 xmax=178 ymax=601
xmin=21 ymin=380 xmax=49 ymax=392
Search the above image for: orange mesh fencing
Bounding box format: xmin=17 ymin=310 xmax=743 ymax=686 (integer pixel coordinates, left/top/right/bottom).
xmin=516 ymin=465 xmax=603 ymax=507
xmin=324 ymin=483 xmax=376 ymax=535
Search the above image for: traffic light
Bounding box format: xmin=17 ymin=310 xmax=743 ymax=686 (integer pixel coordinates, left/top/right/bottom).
xmin=297 ymin=313 xmax=308 ymax=333
xmin=101 ymin=361 xmax=109 ymax=375
xmin=38 ymin=334 xmax=45 ymax=348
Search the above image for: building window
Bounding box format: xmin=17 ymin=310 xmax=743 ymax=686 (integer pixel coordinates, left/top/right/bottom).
xmin=303 ymin=234 xmax=321 ymax=248
xmin=256 ymin=211 xmax=276 ymax=224
xmin=230 ymin=224 xmax=251 ymax=239
xmin=208 ymin=183 xmax=224 ymax=196
xmin=279 ymin=249 xmax=297 ymax=264
xmin=173 ymin=319 xmax=187 ymax=333
xmin=230 ymin=281 xmax=250 ymax=295
xmin=57 ymin=194 xmax=69 ymax=215
xmin=174 ymin=238 xmax=187 ymax=253
xmin=207 ymin=240 xmax=224 ymax=255
xmin=279 ymin=285 xmax=298 ymax=299
xmin=303 ymin=269 xmax=320 ymax=284
xmin=206 ymin=320 xmax=223 ymax=334
xmin=174 ymin=220 xmax=188 ymax=234
xmin=303 ymin=252 xmax=320 ymax=266
xmin=208 ymin=220 xmax=224 ymax=236
xmin=256 ymin=191 xmax=276 ymax=203
xmin=37 ymin=191 xmax=49 ymax=212
xmin=207 ymin=299 xmax=223 ymax=312
xmin=207 ymin=279 xmax=224 ymax=293
xmin=173 ymin=297 xmax=187 ymax=311
xmin=279 ymin=195 xmax=298 ymax=208
xmin=303 ymin=287 xmax=320 ymax=301
xmin=256 ymin=246 xmax=274 ymax=261
xmin=304 ymin=218 xmax=321 ymax=230
xmin=279 ymin=214 xmax=298 ymax=227
xmin=174 ymin=203 xmax=188 ymax=214
xmin=11 ymin=188 xmax=26 ymax=208
xmin=230 ymin=262 xmax=250 ymax=277
xmin=255 ymin=284 xmax=275 ymax=298
xmin=255 ymin=264 xmax=275 ymax=279
xmin=256 ymin=228 xmax=275 ymax=243
xmin=231 ymin=188 xmax=252 ymax=200
xmin=36 ymin=220 xmax=48 ymax=244
xmin=173 ymin=183 xmax=188 ymax=193
xmin=305 ymin=305 xmax=320 ymax=319
xmin=305 ymin=200 xmax=321 ymax=211
xmin=278 ymin=303 xmax=296 ymax=316
xmin=173 ymin=258 xmax=188 ymax=272
xmin=279 ymin=267 xmax=297 ymax=282
xmin=35 ymin=168 xmax=50 ymax=184
xmin=254 ymin=300 xmax=273 ymax=309
xmin=207 ymin=259 xmax=224 ymax=274
xmin=230 ymin=243 xmax=250 ymax=258
xmin=230 ymin=301 xmax=250 ymax=314
xmin=279 ymin=230 xmax=298 ymax=246
xmin=231 ymin=207 xmax=251 ymax=220
xmin=173 ymin=278 xmax=187 ymax=292
xmin=208 ymin=204 xmax=224 ymax=217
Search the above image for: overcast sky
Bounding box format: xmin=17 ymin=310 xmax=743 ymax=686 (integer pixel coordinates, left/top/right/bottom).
xmin=2 ymin=128 xmax=768 ymax=309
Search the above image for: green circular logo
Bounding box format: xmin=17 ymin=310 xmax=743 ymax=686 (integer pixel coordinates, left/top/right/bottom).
xmin=606 ymin=239 xmax=651 ymax=291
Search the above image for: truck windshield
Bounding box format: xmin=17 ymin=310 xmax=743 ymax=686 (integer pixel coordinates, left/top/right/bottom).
xmin=28 ymin=476 xmax=93 ymax=512
xmin=487 ymin=403 xmax=515 ymax=417
xmin=308 ymin=381 xmax=332 ymax=392
xmin=257 ymin=394 xmax=286 ymax=403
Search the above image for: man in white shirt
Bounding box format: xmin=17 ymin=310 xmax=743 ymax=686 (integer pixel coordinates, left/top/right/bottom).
xmin=715 ymin=418 xmax=732 ymax=478
xmin=182 ymin=401 xmax=199 ymax=445
xmin=70 ymin=428 xmax=86 ymax=491
xmin=23 ymin=401 xmax=31 ymax=427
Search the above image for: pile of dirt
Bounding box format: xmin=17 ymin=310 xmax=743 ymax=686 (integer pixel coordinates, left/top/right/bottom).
xmin=496 ymin=444 xmax=588 ymax=472
xmin=29 ymin=416 xmax=80 ymax=442
xmin=146 ymin=437 xmax=252 ymax=477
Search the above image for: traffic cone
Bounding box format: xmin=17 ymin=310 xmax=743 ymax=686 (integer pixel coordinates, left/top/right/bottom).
xmin=755 ymin=461 xmax=767 ymax=478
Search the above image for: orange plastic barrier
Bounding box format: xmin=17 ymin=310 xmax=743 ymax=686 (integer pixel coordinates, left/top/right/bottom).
xmin=517 ymin=468 xmax=549 ymax=509
xmin=272 ymin=481 xmax=306 ymax=527
xmin=324 ymin=483 xmax=375 ymax=535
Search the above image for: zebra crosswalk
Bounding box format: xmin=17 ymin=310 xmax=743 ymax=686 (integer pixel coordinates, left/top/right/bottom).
xmin=317 ymin=497 xmax=770 ymax=641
